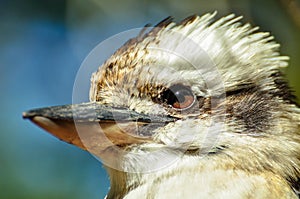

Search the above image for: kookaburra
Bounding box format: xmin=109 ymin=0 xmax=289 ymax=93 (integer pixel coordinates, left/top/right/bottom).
xmin=23 ymin=13 xmax=300 ymax=198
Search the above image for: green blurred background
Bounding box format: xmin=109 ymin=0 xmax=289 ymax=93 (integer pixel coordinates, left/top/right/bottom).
xmin=0 ymin=0 xmax=299 ymax=198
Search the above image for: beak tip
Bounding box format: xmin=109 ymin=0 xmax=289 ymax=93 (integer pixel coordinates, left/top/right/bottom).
xmin=22 ymin=111 xmax=31 ymax=119
xmin=22 ymin=110 xmax=37 ymax=120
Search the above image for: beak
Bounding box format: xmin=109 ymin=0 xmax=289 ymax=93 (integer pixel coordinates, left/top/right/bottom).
xmin=23 ymin=102 xmax=175 ymax=151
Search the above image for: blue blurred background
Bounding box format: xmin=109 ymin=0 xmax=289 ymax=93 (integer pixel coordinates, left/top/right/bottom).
xmin=1 ymin=0 xmax=299 ymax=198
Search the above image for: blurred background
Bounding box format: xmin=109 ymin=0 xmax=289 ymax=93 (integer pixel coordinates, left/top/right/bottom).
xmin=0 ymin=0 xmax=299 ymax=198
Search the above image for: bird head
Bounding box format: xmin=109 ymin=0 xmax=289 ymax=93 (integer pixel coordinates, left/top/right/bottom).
xmin=23 ymin=12 xmax=300 ymax=197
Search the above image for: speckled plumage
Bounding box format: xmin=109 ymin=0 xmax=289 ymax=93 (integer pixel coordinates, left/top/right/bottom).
xmin=89 ymin=13 xmax=300 ymax=198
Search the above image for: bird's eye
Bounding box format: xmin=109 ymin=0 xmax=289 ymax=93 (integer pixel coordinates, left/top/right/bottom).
xmin=162 ymin=84 xmax=195 ymax=110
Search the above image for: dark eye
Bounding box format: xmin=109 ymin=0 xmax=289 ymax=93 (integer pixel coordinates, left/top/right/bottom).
xmin=162 ymin=84 xmax=195 ymax=110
